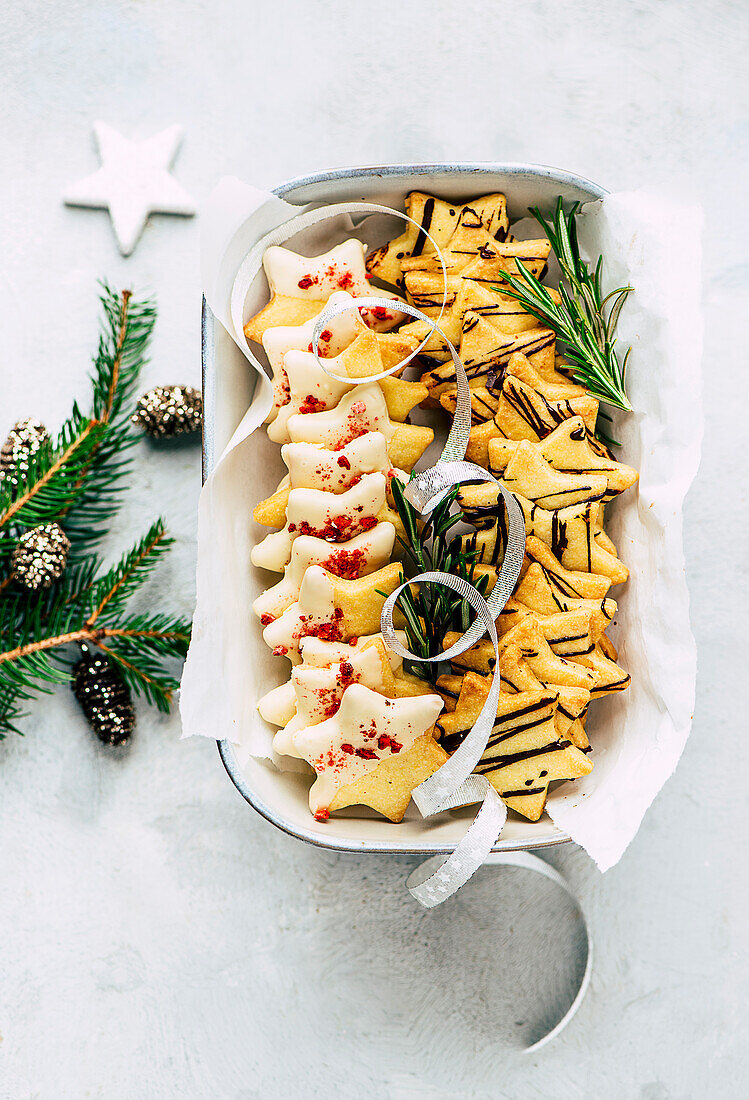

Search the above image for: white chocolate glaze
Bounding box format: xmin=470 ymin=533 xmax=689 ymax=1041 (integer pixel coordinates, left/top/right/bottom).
xmin=286 ymin=384 xmax=397 ymax=450
xmin=299 ymin=632 xmax=406 ymax=672
xmin=262 ymin=291 xmax=359 ymax=418
xmin=282 ymin=433 xmax=391 ymax=492
xmin=268 ymin=348 xmax=354 ymax=444
xmin=262 ymin=240 xmax=405 ymax=331
xmin=273 ymin=646 xmax=388 ymax=758
xmin=257 ymin=632 xmax=408 ymax=742
xmin=251 ymin=472 xmax=387 ymax=573
xmin=257 ymin=681 xmax=296 ymax=727
xmin=293 ymin=684 xmax=444 ymax=817
xmin=252 ymin=524 xmax=395 ymax=620
xmin=262 ymin=565 xmax=339 ymax=665
xmin=264 ymin=240 xmax=371 ymax=301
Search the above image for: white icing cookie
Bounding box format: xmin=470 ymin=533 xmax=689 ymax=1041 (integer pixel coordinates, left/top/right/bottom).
xmin=256 ymin=630 xmax=408 ymax=730
xmin=262 ymin=565 xmax=337 ymax=665
xmin=262 ymin=291 xmax=360 ymax=418
xmin=299 ymin=632 xmax=406 ymax=672
xmin=293 ymin=683 xmax=444 ymax=816
xmin=251 ymin=472 xmax=387 ymax=573
xmin=268 ymin=347 xmax=354 ymax=444
xmin=263 ymin=240 xmax=405 ymax=331
xmin=286 ymin=384 xmax=397 ymax=450
xmin=283 ymin=433 xmax=391 ymax=492
xmin=252 ymin=524 xmax=396 ymax=621
xmin=258 ymin=681 xmax=296 ymax=727
xmin=273 ymin=646 xmax=389 ymax=758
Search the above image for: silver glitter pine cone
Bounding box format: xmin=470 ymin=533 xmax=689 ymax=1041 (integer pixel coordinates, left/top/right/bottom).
xmin=131 ymin=385 xmax=203 ymax=438
xmin=11 ymin=522 xmax=71 ymax=590
xmin=72 ymin=644 xmax=135 ymax=745
xmin=0 ymin=418 xmax=50 ymax=490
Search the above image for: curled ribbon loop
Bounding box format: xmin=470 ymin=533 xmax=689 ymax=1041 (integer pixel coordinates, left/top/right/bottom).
xmin=379 ymin=478 xmax=524 ymax=905
xmin=232 ymin=200 xmax=454 ymax=388
xmin=406 ymin=850 xmax=593 ymax=1052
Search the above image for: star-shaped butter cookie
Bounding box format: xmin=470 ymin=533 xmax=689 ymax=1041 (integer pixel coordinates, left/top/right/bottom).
xmin=435 ymin=678 xmax=592 ymax=820
xmin=294 ymin=683 xmax=446 ymax=821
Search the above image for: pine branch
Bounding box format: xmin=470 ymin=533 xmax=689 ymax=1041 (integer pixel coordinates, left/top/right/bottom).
xmin=60 ymin=286 xmax=156 ymax=549
xmin=493 ymin=197 xmax=633 ymax=416
xmin=0 ymin=521 xmax=190 ymax=736
xmin=0 ymin=285 xmax=156 ymax=554
xmin=96 ymin=642 xmax=178 ymax=713
xmin=0 ymin=285 xmax=190 ymax=739
xmin=0 ymin=584 xmax=91 ymax=733
xmin=82 ymin=520 xmax=172 ymax=625
xmin=99 ymin=613 xmax=191 ymax=712
xmin=64 ymin=285 xmax=156 ymax=547
xmin=0 ymin=419 xmax=107 ymax=541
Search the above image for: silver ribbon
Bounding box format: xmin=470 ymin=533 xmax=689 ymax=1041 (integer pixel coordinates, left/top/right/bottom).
xmin=234 ymin=196 xmax=592 ymax=1045
xmin=408 ymin=850 xmax=593 ymax=1051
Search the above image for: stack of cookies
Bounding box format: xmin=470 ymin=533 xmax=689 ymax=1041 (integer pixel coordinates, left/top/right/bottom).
xmin=246 ymin=193 xmax=638 ymax=827
xmin=245 ymin=239 xmax=448 ymax=823
xmin=368 ymin=191 xmax=638 ymax=821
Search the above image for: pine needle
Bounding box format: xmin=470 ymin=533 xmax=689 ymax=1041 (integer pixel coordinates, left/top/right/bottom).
xmin=0 ymin=284 xmax=156 ymax=554
xmin=0 ymin=287 xmax=189 ymax=737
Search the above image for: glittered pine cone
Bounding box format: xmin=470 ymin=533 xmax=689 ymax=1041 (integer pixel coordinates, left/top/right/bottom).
xmin=11 ymin=522 xmax=71 ymax=590
xmin=131 ymin=385 xmax=203 ymax=438
xmin=0 ymin=418 xmax=50 ymax=490
xmin=72 ymin=644 xmax=135 ymax=745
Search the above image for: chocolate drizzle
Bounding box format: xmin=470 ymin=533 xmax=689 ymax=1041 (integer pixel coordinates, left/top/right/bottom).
xmin=550 ymin=513 xmax=569 ymax=559
xmin=486 ymin=709 xmax=552 ymax=748
xmin=411 ymin=198 xmax=435 ymax=257
xmin=485 ymin=367 xmax=507 ymax=395
xmin=476 ymin=739 xmax=572 ymax=775
xmin=408 ymin=290 xmax=456 ymax=310
xmin=473 ymin=392 xmax=499 ymax=423
xmin=430 ymin=330 xmax=555 ymax=387
xmin=537 ymin=563 xmax=584 ymax=600
xmin=459 ymin=205 xmax=483 ymax=230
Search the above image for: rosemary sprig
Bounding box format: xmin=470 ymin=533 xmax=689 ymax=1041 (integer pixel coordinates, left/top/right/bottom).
xmin=493 ymin=197 xmax=633 ymax=414
xmin=388 ymin=478 xmax=489 ymax=685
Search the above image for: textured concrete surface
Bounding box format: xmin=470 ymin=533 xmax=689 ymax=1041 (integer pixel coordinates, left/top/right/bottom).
xmin=1 ymin=2 xmax=747 ymax=1097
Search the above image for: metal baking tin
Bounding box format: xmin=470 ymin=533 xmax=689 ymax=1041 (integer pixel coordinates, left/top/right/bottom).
xmin=203 ymin=162 xmax=607 ymax=855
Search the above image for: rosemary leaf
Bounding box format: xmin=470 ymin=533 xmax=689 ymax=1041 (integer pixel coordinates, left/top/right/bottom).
xmin=492 ymin=196 xmax=633 ymax=418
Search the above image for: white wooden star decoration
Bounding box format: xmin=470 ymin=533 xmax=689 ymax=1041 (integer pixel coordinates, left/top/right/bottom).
xmin=64 ymin=122 xmax=196 ymax=256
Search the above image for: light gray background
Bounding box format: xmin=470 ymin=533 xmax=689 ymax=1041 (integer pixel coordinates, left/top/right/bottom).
xmin=1 ymin=2 xmax=746 ymax=1097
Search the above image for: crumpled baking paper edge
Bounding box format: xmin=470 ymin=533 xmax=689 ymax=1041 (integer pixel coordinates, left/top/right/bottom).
xmin=180 ymin=178 xmax=703 ymax=873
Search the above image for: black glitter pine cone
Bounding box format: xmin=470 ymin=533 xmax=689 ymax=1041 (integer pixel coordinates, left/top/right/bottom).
xmin=11 ymin=522 xmax=71 ymax=590
xmin=131 ymin=385 xmax=203 ymax=438
xmin=72 ymin=644 xmax=135 ymax=745
xmin=0 ymin=418 xmax=50 ymax=490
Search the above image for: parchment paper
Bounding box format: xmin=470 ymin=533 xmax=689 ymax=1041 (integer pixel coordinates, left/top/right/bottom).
xmin=180 ymin=177 xmax=702 ymax=871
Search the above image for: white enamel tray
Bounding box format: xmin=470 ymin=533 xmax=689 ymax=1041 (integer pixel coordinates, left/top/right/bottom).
xmin=203 ymin=162 xmax=607 ymax=854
